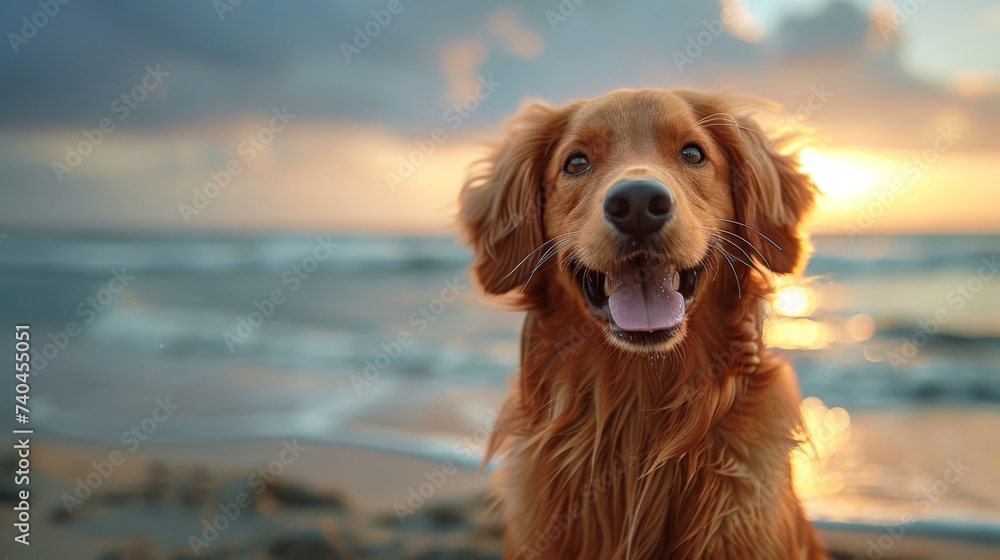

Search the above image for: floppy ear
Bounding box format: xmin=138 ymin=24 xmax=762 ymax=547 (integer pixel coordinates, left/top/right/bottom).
xmin=728 ymin=120 xmax=817 ymax=274
xmin=681 ymin=91 xmax=818 ymax=274
xmin=459 ymin=100 xmax=576 ymax=295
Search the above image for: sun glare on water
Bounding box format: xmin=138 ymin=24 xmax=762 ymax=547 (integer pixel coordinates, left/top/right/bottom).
xmin=792 ymin=397 xmax=853 ymax=500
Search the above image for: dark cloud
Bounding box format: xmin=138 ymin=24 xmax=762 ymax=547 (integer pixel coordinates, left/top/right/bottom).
xmin=0 ymin=0 xmax=995 ymax=137
xmin=774 ymin=0 xmax=869 ymax=54
xmin=0 ymin=0 xmax=782 ymax=129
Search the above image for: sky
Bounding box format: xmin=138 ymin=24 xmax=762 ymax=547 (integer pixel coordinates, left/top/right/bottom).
xmin=0 ymin=0 xmax=997 ymax=235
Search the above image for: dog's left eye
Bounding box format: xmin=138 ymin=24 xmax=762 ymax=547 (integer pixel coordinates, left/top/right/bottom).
xmin=680 ymin=145 xmax=705 ymax=165
xmin=562 ymin=153 xmax=590 ymax=176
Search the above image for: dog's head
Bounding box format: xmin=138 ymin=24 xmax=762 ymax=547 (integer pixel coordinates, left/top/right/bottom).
xmin=461 ymin=89 xmax=816 ymax=353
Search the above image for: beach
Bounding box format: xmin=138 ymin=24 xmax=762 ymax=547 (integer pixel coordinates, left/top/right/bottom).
xmin=0 ymin=233 xmax=998 ymax=558
xmin=4 ymin=406 xmax=1000 ymax=558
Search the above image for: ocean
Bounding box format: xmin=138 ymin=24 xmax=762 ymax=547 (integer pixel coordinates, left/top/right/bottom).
xmin=0 ymin=233 xmax=998 ymax=445
xmin=1 ymin=232 xmax=999 ymax=538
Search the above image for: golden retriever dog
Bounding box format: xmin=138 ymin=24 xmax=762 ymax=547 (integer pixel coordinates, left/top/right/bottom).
xmin=459 ymin=88 xmax=828 ymax=559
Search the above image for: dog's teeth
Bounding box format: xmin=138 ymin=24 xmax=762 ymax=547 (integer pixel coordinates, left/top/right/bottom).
xmin=604 ymin=276 xmax=613 ymax=297
xmin=671 ymin=269 xmax=681 ymax=291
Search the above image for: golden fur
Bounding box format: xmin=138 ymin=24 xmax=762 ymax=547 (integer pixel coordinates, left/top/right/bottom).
xmin=459 ymin=89 xmax=828 ymax=559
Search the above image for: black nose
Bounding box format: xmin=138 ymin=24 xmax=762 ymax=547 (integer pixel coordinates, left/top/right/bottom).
xmin=603 ymin=179 xmax=674 ymax=238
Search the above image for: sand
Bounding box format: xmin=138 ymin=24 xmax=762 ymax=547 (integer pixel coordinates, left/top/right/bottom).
xmin=2 ymin=406 xmax=999 ymax=559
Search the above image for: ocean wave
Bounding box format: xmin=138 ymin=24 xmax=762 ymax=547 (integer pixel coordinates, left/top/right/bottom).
xmin=2 ymin=233 xmax=996 ymax=277
xmin=797 ymin=356 xmax=1000 ymax=409
xmin=0 ymin=233 xmax=472 ymax=275
xmin=84 ymin=303 xmax=513 ymax=381
xmin=808 ymin=234 xmax=999 ymax=276
xmin=873 ymin=327 xmax=1000 ymax=347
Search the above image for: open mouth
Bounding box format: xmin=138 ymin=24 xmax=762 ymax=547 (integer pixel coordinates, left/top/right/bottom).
xmin=571 ymin=254 xmax=703 ymax=346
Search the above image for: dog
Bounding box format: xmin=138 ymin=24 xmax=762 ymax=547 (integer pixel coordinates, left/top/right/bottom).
xmin=459 ymin=88 xmax=828 ymax=559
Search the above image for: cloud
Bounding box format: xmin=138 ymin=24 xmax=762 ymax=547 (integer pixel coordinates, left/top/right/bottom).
xmin=1 ymin=0 xmax=997 ymax=233
xmin=1 ymin=0 xmax=993 ymax=132
xmin=773 ymin=0 xmax=869 ymax=54
xmin=0 ymin=0 xmax=759 ymax=128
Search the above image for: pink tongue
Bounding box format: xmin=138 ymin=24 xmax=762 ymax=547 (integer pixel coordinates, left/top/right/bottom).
xmin=607 ymin=269 xmax=685 ymax=332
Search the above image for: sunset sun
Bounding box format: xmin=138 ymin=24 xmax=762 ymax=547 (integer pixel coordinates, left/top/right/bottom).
xmin=797 ymin=147 xmax=896 ymax=213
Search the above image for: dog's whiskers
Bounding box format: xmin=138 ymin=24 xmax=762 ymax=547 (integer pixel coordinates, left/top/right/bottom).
xmin=697 ymin=121 xmax=767 ymax=140
xmin=708 ymin=247 xmax=722 ymax=282
xmin=705 ymin=231 xmax=770 ymax=280
xmin=692 ymin=113 xmax=766 ymax=141
xmin=703 ymin=227 xmax=773 ymax=271
xmin=521 ymin=244 xmax=563 ymax=293
xmin=710 ymin=239 xmax=742 ymax=299
xmin=504 ymin=232 xmax=578 ymax=281
xmin=710 ymin=238 xmax=756 ymax=271
xmin=520 ymin=233 xmax=583 ymax=293
xmin=710 ymin=218 xmax=782 ymax=251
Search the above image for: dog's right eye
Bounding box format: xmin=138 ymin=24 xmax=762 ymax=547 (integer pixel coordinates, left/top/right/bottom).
xmin=562 ymin=153 xmax=590 ymax=176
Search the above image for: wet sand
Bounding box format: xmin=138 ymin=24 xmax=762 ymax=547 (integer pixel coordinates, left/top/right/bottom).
xmin=2 ymin=406 xmax=999 ymax=559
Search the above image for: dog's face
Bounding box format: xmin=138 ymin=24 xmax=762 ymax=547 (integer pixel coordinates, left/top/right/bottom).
xmin=542 ymin=91 xmax=733 ymax=352
xmin=461 ymin=89 xmax=815 ymax=353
